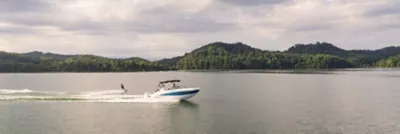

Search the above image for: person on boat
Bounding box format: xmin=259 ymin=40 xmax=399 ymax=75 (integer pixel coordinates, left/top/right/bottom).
xmin=155 ymin=85 xmax=160 ymax=92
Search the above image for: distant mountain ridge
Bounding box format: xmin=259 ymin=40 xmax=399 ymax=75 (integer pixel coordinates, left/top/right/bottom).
xmin=157 ymin=42 xmax=260 ymax=66
xmin=1 ymin=41 xmax=399 ymax=72
xmin=287 ymin=42 xmax=400 ymax=56
xmin=173 ymin=42 xmax=356 ymax=69
xmin=24 ymin=51 xmax=74 ymax=60
xmin=286 ymin=42 xmax=400 ymax=66
xmin=159 ymin=42 xmax=400 ymax=68
xmin=376 ymin=55 xmax=400 ymax=67
xmin=191 ymin=42 xmax=262 ymax=54
xmin=287 ymin=42 xmax=346 ymax=54
xmin=158 ymin=56 xmax=183 ymax=66
xmin=0 ymin=51 xmax=169 ymax=72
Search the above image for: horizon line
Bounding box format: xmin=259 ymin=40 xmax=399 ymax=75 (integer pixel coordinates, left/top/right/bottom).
xmin=2 ymin=42 xmax=399 ymax=61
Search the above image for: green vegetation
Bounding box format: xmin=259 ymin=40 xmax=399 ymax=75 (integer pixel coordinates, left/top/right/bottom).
xmin=175 ymin=42 xmax=354 ymax=69
xmin=158 ymin=56 xmax=183 ymax=66
xmin=24 ymin=51 xmax=73 ymax=60
xmin=0 ymin=41 xmax=399 ymax=72
xmin=287 ymin=42 xmax=400 ymax=66
xmin=376 ymin=55 xmax=400 ymax=67
xmin=0 ymin=52 xmax=170 ymax=72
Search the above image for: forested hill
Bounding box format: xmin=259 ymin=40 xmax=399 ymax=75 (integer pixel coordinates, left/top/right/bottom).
xmin=287 ymin=42 xmax=346 ymax=55
xmin=23 ymin=51 xmax=74 ymax=60
xmin=174 ymin=42 xmax=355 ymax=69
xmin=0 ymin=51 xmax=170 ymax=72
xmin=157 ymin=42 xmax=260 ymax=66
xmin=191 ymin=42 xmax=262 ymax=54
xmin=160 ymin=42 xmax=399 ymax=69
xmin=157 ymin=56 xmax=183 ymax=66
xmin=1 ymin=41 xmax=400 ymax=72
xmin=376 ymin=55 xmax=400 ymax=67
xmin=286 ymin=42 xmax=400 ymax=66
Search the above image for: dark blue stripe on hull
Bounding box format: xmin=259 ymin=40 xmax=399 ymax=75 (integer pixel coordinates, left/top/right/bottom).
xmin=161 ymin=90 xmax=199 ymax=96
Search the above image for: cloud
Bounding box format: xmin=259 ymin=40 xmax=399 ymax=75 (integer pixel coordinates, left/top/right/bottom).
xmin=218 ymin=0 xmax=291 ymax=6
xmin=0 ymin=0 xmax=399 ymax=60
xmin=0 ymin=0 xmax=52 ymax=12
xmin=128 ymin=7 xmax=237 ymax=33
xmin=364 ymin=0 xmax=400 ymax=16
xmin=0 ymin=0 xmax=233 ymax=35
xmin=0 ymin=23 xmax=37 ymax=34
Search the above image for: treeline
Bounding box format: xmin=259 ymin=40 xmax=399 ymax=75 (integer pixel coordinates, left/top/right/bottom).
xmin=164 ymin=42 xmax=400 ymax=69
xmin=376 ymin=55 xmax=400 ymax=67
xmin=0 ymin=52 xmax=170 ymax=72
xmin=176 ymin=53 xmax=354 ymax=69
xmin=0 ymin=42 xmax=399 ymax=72
xmin=174 ymin=42 xmax=354 ymax=69
xmin=287 ymin=42 xmax=400 ymax=66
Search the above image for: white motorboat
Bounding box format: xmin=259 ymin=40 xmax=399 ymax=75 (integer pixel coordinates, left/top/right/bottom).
xmin=144 ymin=80 xmax=200 ymax=101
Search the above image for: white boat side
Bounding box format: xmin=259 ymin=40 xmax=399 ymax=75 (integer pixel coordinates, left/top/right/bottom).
xmin=150 ymin=87 xmax=200 ymax=101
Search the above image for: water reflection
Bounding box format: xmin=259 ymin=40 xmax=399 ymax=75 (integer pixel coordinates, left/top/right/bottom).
xmin=2 ymin=70 xmax=400 ymax=134
xmin=178 ymin=100 xmax=199 ymax=108
xmin=187 ymin=69 xmax=339 ymax=75
xmin=164 ymin=101 xmax=200 ymax=134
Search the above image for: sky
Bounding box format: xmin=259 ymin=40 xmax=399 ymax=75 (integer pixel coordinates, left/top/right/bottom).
xmin=0 ymin=0 xmax=399 ymax=60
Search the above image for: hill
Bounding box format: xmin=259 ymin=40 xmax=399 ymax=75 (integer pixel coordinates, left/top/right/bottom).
xmin=157 ymin=56 xmax=183 ymax=66
xmin=174 ymin=42 xmax=354 ymax=69
xmin=1 ymin=41 xmax=399 ymax=72
xmin=157 ymin=42 xmax=262 ymax=67
xmin=286 ymin=42 xmax=400 ymax=66
xmin=376 ymin=55 xmax=400 ymax=67
xmin=287 ymin=42 xmax=346 ymax=55
xmin=0 ymin=52 xmax=169 ymax=72
xmin=191 ymin=42 xmax=262 ymax=54
xmin=24 ymin=51 xmax=74 ymax=60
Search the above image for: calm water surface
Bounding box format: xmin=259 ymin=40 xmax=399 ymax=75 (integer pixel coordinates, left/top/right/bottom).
xmin=1 ymin=69 xmax=400 ymax=134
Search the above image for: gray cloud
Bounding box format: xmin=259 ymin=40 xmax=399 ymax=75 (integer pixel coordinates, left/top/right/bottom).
xmin=1 ymin=14 xmax=55 ymax=27
xmin=0 ymin=1 xmax=235 ymax=35
xmin=293 ymin=22 xmax=336 ymax=32
xmin=381 ymin=23 xmax=400 ymax=29
xmin=0 ymin=0 xmax=51 ymax=12
xmin=218 ymin=0 xmax=291 ymax=6
xmin=365 ymin=1 xmax=400 ymax=17
xmin=0 ymin=0 xmax=61 ymax=29
xmin=128 ymin=7 xmax=236 ymax=33
xmin=0 ymin=0 xmax=399 ymax=59
xmin=0 ymin=26 xmax=36 ymax=34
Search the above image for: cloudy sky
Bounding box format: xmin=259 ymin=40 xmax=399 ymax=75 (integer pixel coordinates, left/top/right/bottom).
xmin=0 ymin=0 xmax=399 ymax=60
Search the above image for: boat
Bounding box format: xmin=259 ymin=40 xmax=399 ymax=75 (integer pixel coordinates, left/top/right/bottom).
xmin=145 ymin=80 xmax=200 ymax=101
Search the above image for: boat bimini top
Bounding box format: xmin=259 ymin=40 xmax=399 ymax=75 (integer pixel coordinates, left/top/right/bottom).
xmin=159 ymin=79 xmax=181 ymax=84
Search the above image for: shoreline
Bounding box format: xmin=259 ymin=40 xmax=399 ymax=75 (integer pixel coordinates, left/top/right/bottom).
xmin=0 ymin=68 xmax=398 ymax=73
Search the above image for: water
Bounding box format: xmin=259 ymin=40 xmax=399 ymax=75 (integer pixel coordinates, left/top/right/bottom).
xmin=1 ymin=69 xmax=400 ymax=134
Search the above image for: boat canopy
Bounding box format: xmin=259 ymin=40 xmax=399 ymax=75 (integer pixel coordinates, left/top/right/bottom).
xmin=159 ymin=80 xmax=181 ymax=84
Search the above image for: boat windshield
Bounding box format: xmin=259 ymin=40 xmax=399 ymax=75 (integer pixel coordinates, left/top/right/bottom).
xmin=158 ymin=82 xmax=183 ymax=90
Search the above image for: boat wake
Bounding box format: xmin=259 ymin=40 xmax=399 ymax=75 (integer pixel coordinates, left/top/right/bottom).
xmin=0 ymin=89 xmax=34 ymax=94
xmin=0 ymin=89 xmax=179 ymax=103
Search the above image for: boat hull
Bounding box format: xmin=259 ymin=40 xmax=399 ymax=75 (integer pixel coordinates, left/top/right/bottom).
xmin=150 ymin=88 xmax=200 ymax=101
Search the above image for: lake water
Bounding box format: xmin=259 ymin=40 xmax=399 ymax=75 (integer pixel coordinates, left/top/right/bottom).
xmin=1 ymin=69 xmax=400 ymax=134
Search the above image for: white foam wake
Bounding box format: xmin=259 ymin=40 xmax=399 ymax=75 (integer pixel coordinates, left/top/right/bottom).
xmin=0 ymin=89 xmax=33 ymax=94
xmin=78 ymin=90 xmax=125 ymax=96
xmin=0 ymin=89 xmax=178 ymax=103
